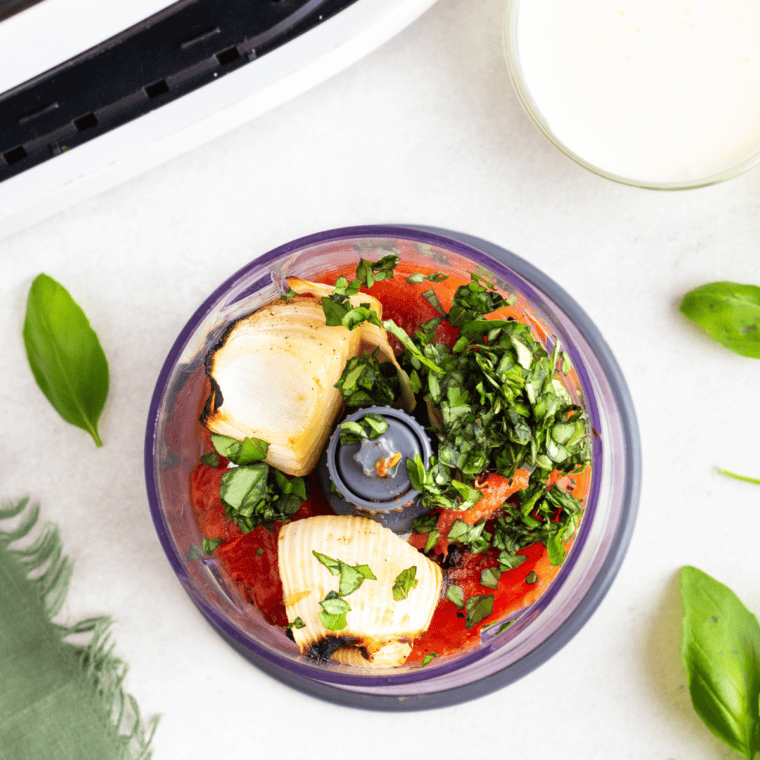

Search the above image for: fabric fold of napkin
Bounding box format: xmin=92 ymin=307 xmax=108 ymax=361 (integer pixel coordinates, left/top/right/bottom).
xmin=0 ymin=498 xmax=157 ymax=760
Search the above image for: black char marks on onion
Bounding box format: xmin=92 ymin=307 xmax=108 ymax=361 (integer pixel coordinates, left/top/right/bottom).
xmin=199 ymin=319 xmax=240 ymax=425
xmin=306 ymin=636 xmax=363 ymax=663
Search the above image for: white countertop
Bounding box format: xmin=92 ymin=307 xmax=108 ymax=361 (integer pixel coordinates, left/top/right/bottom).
xmin=1 ymin=0 xmax=758 ymax=757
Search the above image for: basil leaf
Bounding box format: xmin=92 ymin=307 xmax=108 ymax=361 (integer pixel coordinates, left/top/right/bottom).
xmin=465 ymin=594 xmax=494 ymax=629
xmin=339 ymin=413 xmax=390 ymax=445
xmin=211 ymin=434 xmax=269 ymax=464
xmin=285 ymin=617 xmax=305 ymax=630
xmin=417 ymin=653 xmax=439 ymax=667
xmin=321 ymin=295 xmax=350 ymax=326
xmin=525 ymin=571 xmax=538 ymax=584
xmin=318 ymin=592 xmax=351 ymax=631
xmin=424 ymin=528 xmax=440 ymax=554
xmin=335 ymin=351 xmax=399 ymax=408
xmin=446 ymin=584 xmax=465 ymax=609
xmin=199 ymin=452 xmax=220 ymax=467
xmin=392 ymin=566 xmax=419 ymax=601
xmin=355 ymin=254 xmax=399 ymax=287
xmin=312 ymin=552 xmax=376 ymax=596
xmin=220 ymin=464 xmax=307 ymax=532
xmin=338 ymin=563 xmax=376 ymax=597
xmin=446 ymin=519 xmax=491 ymax=554
xmin=312 ymin=551 xmax=341 ymax=576
xmin=382 ymin=319 xmax=445 ymax=375
xmin=680 ymin=281 xmax=760 ymax=358
xmin=220 ymin=465 xmax=268 ymax=513
xmin=406 ymin=272 xmax=447 ymax=285
xmin=202 ymin=537 xmax=223 ymax=555
xmin=498 ymin=551 xmax=528 ymax=572
xmin=547 ymin=531 xmax=566 ymax=566
xmin=681 ymin=566 xmax=760 ymax=760
xmin=273 ymin=469 xmax=307 ymax=500
xmin=480 ymin=566 xmax=501 ymax=590
xmin=23 ymin=274 xmax=109 ymax=447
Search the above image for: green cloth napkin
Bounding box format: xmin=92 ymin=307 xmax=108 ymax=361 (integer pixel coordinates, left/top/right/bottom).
xmin=0 ymin=498 xmax=157 ymax=760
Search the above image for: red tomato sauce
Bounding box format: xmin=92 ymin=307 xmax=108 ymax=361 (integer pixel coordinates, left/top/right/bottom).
xmin=191 ymin=465 xmax=332 ymax=626
xmin=188 ymin=265 xmax=590 ymax=664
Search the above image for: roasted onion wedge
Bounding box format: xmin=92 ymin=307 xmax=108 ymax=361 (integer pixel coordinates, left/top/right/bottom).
xmin=279 ymin=515 xmax=443 ymax=668
xmin=201 ymin=295 xmax=363 ymax=475
xmin=288 ymin=278 xmax=415 ymax=412
xmin=202 ymin=278 xmax=414 ymax=475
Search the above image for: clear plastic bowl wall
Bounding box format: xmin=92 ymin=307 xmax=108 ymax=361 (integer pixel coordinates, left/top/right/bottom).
xmin=145 ymin=225 xmax=640 ymax=709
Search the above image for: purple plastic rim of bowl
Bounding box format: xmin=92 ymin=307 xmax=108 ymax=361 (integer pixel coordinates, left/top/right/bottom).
xmin=144 ymin=224 xmax=641 ymax=710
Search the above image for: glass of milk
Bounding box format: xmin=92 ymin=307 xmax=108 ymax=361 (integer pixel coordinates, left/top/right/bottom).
xmin=505 ymin=0 xmax=760 ymax=189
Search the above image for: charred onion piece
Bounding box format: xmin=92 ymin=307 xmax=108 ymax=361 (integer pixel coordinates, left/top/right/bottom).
xmin=202 ymin=279 xmax=413 ymax=476
xmin=279 ymin=515 xmax=442 ymax=668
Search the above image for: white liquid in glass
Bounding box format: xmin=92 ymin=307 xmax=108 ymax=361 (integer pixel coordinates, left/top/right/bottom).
xmin=514 ymin=0 xmax=760 ymax=183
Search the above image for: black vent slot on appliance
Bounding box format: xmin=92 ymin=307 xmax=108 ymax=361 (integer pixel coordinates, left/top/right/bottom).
xmin=0 ymin=0 xmax=357 ymax=181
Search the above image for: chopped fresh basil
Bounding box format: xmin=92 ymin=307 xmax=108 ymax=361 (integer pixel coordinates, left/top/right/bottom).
xmin=399 ymin=273 xmax=589 ymax=530
xmin=392 ymin=566 xmax=419 ymax=601
xmin=483 ymin=619 xmax=514 ymax=635
xmin=335 ymin=350 xmax=400 ymax=408
xmin=525 ymin=571 xmax=538 ymax=585
xmin=320 ymin=275 xmax=363 ymax=326
xmin=480 ymin=566 xmax=501 ymax=590
xmin=412 ymin=512 xmax=441 ymax=554
xmin=202 ymin=537 xmax=223 ymax=555
xmin=491 ymin=482 xmax=581 ymax=570
xmin=321 ymin=256 xmax=399 ymax=327
xmin=465 ymin=594 xmax=494 ymax=629
xmin=219 ymin=463 xmax=307 ymax=533
xmin=411 ymin=512 xmax=438 ymax=534
xmin=339 ymin=413 xmax=390 ymax=445
xmin=382 ymin=319 xmax=445 ymax=375
xmin=355 ymin=254 xmax=400 ymax=287
xmin=211 ymin=434 xmax=269 ymax=464
xmin=447 ymin=274 xmax=512 ymax=327
xmin=497 ymin=552 xmax=527 ymax=571
xmin=423 ymin=529 xmax=440 ymax=554
xmin=338 ymin=563 xmax=376 ymax=597
xmin=312 ymin=551 xmax=376 ymax=597
xmin=406 ymin=455 xmax=482 ymax=513
xmin=406 ymin=272 xmax=447 ymax=285
xmin=446 ymin=519 xmax=492 ymax=554
xmin=317 ymin=264 xmax=591 ymax=627
xmin=416 ymin=652 xmax=440 ymax=667
xmin=199 ymin=452 xmax=220 ymax=467
xmin=422 ymin=289 xmax=447 ymax=317
xmin=285 ymin=617 xmax=305 ymax=630
xmin=312 ymin=551 xmax=341 ymax=575
xmin=318 ymin=592 xmax=351 ymax=631
xmin=445 ymin=584 xmax=465 ymax=609
xmin=220 ymin=464 xmax=268 ymax=513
